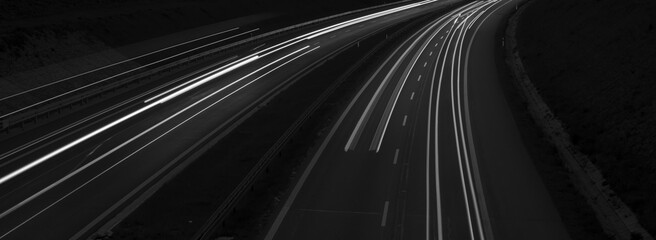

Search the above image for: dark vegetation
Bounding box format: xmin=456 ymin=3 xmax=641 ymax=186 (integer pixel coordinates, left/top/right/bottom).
xmin=0 ymin=0 xmax=395 ymax=78
xmin=516 ymin=0 xmax=656 ymax=235
xmin=498 ymin=9 xmax=608 ymax=239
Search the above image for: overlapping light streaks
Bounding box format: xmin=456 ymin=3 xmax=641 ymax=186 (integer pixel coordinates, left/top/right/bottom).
xmin=0 ymin=28 xmax=260 ymax=119
xmin=342 ymin=0 xmax=509 ymax=239
xmin=0 ymin=46 xmax=319 ymax=239
xmin=0 ymin=27 xmax=241 ymax=103
xmin=0 ymin=0 xmax=450 ymax=237
xmin=430 ymin=1 xmax=507 ymax=240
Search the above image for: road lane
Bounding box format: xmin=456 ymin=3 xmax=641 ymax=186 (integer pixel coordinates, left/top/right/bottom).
xmin=265 ymin=0 xmax=571 ymax=239
xmin=0 ymin=0 xmax=463 ymax=239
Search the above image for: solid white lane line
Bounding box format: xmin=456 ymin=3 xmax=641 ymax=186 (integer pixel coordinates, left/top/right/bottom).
xmin=410 ymin=92 xmax=415 ymax=100
xmin=381 ymin=201 xmax=390 ymax=227
xmin=402 ymin=115 xmax=408 ymax=126
xmin=394 ymin=149 xmax=399 ymax=165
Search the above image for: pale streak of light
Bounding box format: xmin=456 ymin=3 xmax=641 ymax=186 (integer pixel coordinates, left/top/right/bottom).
xmin=393 ymin=149 xmax=399 ymax=165
xmin=458 ymin=1 xmax=511 ymax=239
xmin=0 ymin=27 xmax=240 ymax=103
xmin=381 ymin=201 xmax=390 ymax=227
xmin=152 ymin=56 xmax=258 ymax=104
xmin=0 ymin=28 xmax=259 ymax=119
xmin=304 ymin=0 xmax=440 ymax=40
xmin=371 ymin=11 xmax=454 ymax=152
xmin=432 ymin=8 xmax=468 ymax=238
xmin=252 ymin=43 xmax=266 ymax=50
xmin=343 ymin=21 xmax=433 ymax=152
xmin=449 ymin=17 xmax=476 ymax=240
xmin=0 ymin=47 xmax=318 ymax=237
xmin=0 ymin=56 xmax=236 ymax=164
xmin=143 ymin=56 xmax=243 ymax=103
xmin=455 ymin=9 xmax=486 ymax=240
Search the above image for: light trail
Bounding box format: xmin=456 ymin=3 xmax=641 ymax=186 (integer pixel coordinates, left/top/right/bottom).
xmin=0 ymin=27 xmax=241 ymax=103
xmin=0 ymin=56 xmax=237 ymax=164
xmin=370 ymin=9 xmax=456 ymax=152
xmin=343 ymin=20 xmax=433 ymax=152
xmin=0 ymin=46 xmax=317 ymax=234
xmin=0 ymin=56 xmax=258 ymax=186
xmin=0 ymin=47 xmax=319 ymax=239
xmin=0 ymin=28 xmax=260 ymax=119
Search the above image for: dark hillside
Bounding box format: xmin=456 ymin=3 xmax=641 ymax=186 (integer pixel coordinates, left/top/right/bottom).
xmin=516 ymin=0 xmax=656 ymax=235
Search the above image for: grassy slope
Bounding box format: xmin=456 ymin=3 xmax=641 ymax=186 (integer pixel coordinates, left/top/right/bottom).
xmin=516 ymin=0 xmax=656 ymax=235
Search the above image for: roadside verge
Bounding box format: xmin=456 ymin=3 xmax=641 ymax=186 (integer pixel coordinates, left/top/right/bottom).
xmin=504 ymin=2 xmax=653 ymax=240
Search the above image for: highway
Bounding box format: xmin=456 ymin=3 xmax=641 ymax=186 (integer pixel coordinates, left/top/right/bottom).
xmin=264 ymin=0 xmax=572 ymax=240
xmin=0 ymin=0 xmax=465 ymax=239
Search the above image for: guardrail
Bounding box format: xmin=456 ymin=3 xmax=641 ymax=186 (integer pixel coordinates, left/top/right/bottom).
xmin=0 ymin=0 xmax=418 ymax=132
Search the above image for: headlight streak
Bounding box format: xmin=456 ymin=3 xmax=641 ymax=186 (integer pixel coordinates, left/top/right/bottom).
xmin=371 ymin=4 xmax=467 ymax=152
xmin=0 ymin=46 xmax=317 ymax=235
xmin=440 ymin=1 xmax=507 ymax=240
xmin=0 ymin=28 xmax=260 ymax=120
xmin=458 ymin=2 xmax=512 ymax=240
xmin=0 ymin=56 xmax=237 ymax=166
xmin=304 ymin=0 xmax=441 ymax=40
xmin=1 ymin=0 xmax=444 ymax=188
xmin=0 ymin=0 xmax=462 ymax=236
xmin=0 ymin=27 xmax=241 ymax=103
xmin=143 ymin=57 xmax=244 ymax=104
xmin=344 ymin=17 xmax=440 ymax=152
xmin=425 ymin=4 xmax=476 ymax=239
xmin=0 ymin=57 xmax=256 ymax=188
xmin=152 ymin=56 xmax=259 ymax=104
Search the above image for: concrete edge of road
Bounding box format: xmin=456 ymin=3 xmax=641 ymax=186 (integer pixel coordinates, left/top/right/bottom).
xmin=504 ymin=2 xmax=654 ymax=240
xmin=0 ymin=0 xmax=421 ymax=135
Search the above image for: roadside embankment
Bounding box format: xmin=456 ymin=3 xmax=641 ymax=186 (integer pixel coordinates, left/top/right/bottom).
xmin=506 ymin=0 xmax=656 ymax=239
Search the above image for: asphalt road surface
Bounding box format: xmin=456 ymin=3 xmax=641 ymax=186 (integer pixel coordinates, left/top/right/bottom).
xmin=0 ymin=0 xmax=465 ymax=239
xmin=264 ymin=1 xmax=571 ymax=240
